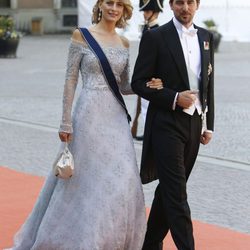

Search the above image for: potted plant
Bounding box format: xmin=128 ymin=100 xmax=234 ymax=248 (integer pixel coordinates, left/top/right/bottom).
xmin=0 ymin=15 xmax=20 ymax=58
xmin=203 ymin=19 xmax=222 ymax=52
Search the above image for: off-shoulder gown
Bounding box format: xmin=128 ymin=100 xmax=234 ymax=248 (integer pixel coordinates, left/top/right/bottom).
xmin=7 ymin=39 xmax=146 ymax=250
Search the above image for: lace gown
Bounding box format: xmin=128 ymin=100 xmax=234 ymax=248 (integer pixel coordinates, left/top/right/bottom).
xmin=7 ymin=40 xmax=147 ymax=250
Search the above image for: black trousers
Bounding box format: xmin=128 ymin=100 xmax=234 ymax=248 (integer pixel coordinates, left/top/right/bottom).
xmin=142 ymin=111 xmax=202 ymax=250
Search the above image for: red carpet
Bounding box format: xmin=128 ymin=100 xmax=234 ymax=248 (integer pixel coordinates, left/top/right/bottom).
xmin=1 ymin=166 xmax=250 ymax=249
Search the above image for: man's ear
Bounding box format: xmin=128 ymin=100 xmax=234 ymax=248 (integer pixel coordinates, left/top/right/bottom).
xmin=196 ymin=2 xmax=200 ymax=10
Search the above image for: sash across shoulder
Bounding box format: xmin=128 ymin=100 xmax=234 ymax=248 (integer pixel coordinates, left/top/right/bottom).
xmin=78 ymin=27 xmax=131 ymax=123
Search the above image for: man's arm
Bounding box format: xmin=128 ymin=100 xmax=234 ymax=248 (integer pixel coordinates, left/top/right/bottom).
xmin=131 ymin=31 xmax=177 ymax=111
xmin=201 ymin=31 xmax=215 ymax=145
xmin=206 ymin=32 xmax=215 ymax=132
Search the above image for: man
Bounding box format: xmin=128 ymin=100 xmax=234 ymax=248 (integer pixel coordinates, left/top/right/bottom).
xmin=131 ymin=0 xmax=214 ymax=249
xmin=131 ymin=0 xmax=164 ymax=141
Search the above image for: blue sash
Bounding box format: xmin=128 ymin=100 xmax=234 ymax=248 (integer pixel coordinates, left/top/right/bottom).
xmin=78 ymin=27 xmax=131 ymax=123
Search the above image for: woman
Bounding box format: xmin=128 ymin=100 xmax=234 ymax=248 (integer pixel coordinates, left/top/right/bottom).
xmin=7 ymin=0 xmax=163 ymax=249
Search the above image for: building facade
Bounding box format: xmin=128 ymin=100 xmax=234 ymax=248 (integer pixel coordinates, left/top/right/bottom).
xmin=0 ymin=0 xmax=78 ymax=33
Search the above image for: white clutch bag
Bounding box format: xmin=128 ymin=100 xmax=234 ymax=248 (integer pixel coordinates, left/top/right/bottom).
xmin=53 ymin=142 xmax=74 ymax=179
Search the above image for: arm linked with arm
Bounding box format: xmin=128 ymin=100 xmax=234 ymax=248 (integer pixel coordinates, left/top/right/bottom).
xmin=131 ymin=31 xmax=177 ymax=111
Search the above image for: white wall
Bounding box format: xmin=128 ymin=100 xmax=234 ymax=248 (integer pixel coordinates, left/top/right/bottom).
xmin=77 ymin=0 xmax=96 ymax=28
xmin=196 ymin=0 xmax=250 ymax=41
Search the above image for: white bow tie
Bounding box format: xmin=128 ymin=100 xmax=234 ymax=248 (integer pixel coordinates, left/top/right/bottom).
xmin=182 ymin=28 xmax=198 ymax=37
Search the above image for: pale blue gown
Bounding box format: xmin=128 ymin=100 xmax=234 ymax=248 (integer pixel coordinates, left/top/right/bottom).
xmin=6 ymin=38 xmax=146 ymax=250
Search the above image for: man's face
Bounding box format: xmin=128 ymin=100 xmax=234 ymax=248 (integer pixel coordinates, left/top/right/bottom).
xmin=170 ymin=0 xmax=199 ymax=28
xmin=143 ymin=10 xmax=154 ymax=21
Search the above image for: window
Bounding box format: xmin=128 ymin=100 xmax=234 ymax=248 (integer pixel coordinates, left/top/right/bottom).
xmin=0 ymin=0 xmax=10 ymax=8
xmin=63 ymin=15 xmax=77 ymax=27
xmin=61 ymin=0 xmax=77 ymax=8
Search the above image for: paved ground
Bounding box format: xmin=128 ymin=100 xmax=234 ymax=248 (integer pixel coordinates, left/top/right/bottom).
xmin=0 ymin=35 xmax=250 ymax=235
xmin=2 ymin=167 xmax=250 ymax=250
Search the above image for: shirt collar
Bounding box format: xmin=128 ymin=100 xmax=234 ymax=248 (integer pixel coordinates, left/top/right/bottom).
xmin=147 ymin=19 xmax=159 ymax=28
xmin=173 ymin=17 xmax=197 ymax=38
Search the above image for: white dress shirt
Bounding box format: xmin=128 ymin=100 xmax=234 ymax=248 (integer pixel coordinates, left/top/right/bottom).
xmin=173 ymin=17 xmax=202 ymax=115
xmin=172 ymin=17 xmax=212 ymax=133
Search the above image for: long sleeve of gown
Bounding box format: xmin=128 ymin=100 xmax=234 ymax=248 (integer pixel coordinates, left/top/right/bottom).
xmin=119 ymin=57 xmax=134 ymax=95
xmin=59 ymin=41 xmax=84 ymax=133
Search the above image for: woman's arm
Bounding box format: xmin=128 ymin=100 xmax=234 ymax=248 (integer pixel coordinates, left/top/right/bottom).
xmin=59 ymin=30 xmax=84 ymax=140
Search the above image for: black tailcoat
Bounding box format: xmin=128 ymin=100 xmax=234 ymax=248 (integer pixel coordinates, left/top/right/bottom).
xmin=131 ymin=20 xmax=214 ymax=184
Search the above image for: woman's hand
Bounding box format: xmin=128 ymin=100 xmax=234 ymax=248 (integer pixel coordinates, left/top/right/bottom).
xmin=146 ymin=78 xmax=163 ymax=90
xmin=59 ymin=132 xmax=72 ymax=142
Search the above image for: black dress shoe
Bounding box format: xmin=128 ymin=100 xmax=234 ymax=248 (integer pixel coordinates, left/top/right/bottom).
xmin=142 ymin=242 xmax=163 ymax=250
xmin=135 ymin=135 xmax=144 ymax=141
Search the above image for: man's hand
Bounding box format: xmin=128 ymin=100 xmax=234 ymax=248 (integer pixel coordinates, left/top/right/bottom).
xmin=200 ymin=131 xmax=212 ymax=145
xmin=177 ymin=90 xmax=198 ymax=109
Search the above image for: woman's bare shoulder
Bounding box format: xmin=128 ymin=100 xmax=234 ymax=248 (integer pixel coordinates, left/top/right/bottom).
xmin=72 ymin=29 xmax=84 ymax=42
xmin=71 ymin=28 xmax=88 ymax=46
xmin=120 ymin=35 xmax=130 ymax=49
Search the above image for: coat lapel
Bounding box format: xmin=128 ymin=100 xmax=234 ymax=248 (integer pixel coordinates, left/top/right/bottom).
xmin=161 ymin=20 xmax=190 ymax=88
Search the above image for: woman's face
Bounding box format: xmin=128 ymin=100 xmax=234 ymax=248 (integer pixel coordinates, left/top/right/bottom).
xmin=99 ymin=0 xmax=124 ymax=24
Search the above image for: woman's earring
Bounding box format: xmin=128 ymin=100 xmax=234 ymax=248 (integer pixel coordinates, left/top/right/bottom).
xmin=98 ymin=9 xmax=102 ymax=22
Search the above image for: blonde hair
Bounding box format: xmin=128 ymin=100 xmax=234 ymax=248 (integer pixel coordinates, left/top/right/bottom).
xmin=92 ymin=0 xmax=133 ymax=28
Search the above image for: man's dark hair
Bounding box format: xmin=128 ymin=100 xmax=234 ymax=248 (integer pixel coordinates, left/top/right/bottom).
xmin=169 ymin=0 xmax=200 ymax=4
